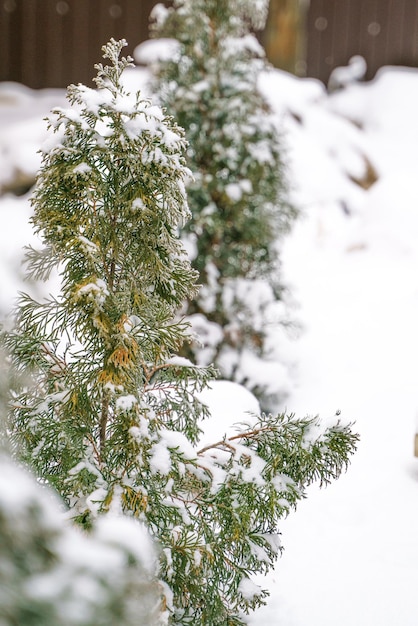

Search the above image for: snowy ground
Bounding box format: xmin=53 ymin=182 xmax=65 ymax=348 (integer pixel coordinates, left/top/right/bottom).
xmin=1 ymin=61 xmax=418 ymax=625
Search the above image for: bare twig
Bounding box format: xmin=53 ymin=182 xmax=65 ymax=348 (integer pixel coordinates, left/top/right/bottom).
xmin=100 ymin=394 xmax=109 ymax=458
xmin=197 ymin=426 xmax=270 ymax=456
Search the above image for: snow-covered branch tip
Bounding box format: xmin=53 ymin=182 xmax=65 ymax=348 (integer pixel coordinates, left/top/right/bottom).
xmin=94 ymin=38 xmax=134 ymax=92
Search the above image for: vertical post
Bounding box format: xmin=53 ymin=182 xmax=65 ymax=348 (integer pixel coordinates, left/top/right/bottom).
xmin=261 ymin=0 xmax=309 ymax=76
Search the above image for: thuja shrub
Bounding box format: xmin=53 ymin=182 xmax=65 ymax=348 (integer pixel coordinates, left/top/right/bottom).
xmin=149 ymin=0 xmax=297 ymax=410
xmin=6 ymin=40 xmax=358 ymax=625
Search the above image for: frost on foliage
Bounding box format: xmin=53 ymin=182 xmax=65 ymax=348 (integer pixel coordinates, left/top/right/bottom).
xmin=0 ymin=453 xmax=160 ymax=626
xmin=150 ymin=0 xmax=297 ymax=410
xmin=5 ymin=40 xmax=358 ymax=626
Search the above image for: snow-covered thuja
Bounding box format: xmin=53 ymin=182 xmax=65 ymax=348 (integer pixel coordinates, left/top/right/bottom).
xmin=149 ymin=0 xmax=297 ymax=410
xmin=0 ymin=453 xmax=160 ymax=626
xmin=7 ymin=40 xmax=358 ymax=625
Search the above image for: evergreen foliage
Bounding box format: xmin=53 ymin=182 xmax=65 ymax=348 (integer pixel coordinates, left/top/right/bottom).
xmin=0 ymin=453 xmax=160 ymax=626
xmin=6 ymin=40 xmax=358 ymax=625
xmin=149 ymin=0 xmax=297 ymax=409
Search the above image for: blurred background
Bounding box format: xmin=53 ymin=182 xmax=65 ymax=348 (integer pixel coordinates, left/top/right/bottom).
xmin=1 ymin=0 xmax=418 ymax=89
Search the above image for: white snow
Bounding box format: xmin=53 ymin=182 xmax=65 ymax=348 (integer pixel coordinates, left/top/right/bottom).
xmin=116 ymin=394 xmax=138 ymax=412
xmin=198 ymin=379 xmax=261 ymax=445
xmin=73 ymin=162 xmax=92 ymax=175
xmin=239 ymin=576 xmax=263 ymax=601
xmin=222 ymin=34 xmax=265 ymax=59
xmin=134 ymin=38 xmax=180 ymax=66
xmin=94 ymin=514 xmax=156 ymax=572
xmin=225 ymin=181 xmax=244 ymax=202
xmin=149 ymin=440 xmax=172 ymax=475
xmin=74 ymin=278 xmax=109 ymax=307
xmin=2 ymin=59 xmax=418 ymax=626
xmin=328 ymin=55 xmax=367 ymax=91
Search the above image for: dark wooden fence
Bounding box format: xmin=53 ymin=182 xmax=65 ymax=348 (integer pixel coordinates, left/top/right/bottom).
xmin=2 ymin=0 xmax=418 ymax=89
xmin=0 ymin=0 xmax=160 ymax=89
xmin=307 ymin=0 xmax=418 ymax=83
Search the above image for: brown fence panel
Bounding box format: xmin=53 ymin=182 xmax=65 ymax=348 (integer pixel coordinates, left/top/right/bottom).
xmin=0 ymin=0 xmax=161 ymax=89
xmin=307 ymin=0 xmax=418 ymax=84
xmin=5 ymin=0 xmax=418 ymax=90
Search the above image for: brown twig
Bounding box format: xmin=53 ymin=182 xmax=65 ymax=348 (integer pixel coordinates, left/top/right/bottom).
xmin=100 ymin=394 xmax=109 ymax=458
xmin=197 ymin=426 xmax=270 ymax=456
xmin=86 ymin=432 xmax=102 ymax=466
